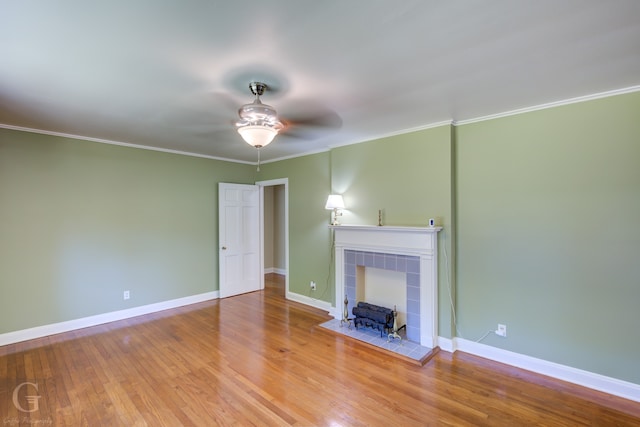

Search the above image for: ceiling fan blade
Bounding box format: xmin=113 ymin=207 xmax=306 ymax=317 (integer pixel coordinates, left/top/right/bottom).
xmin=209 ymin=91 xmax=242 ymax=113
xmin=276 ymin=100 xmax=342 ymax=122
xmin=278 ymin=122 xmax=337 ymax=142
xmin=182 ymin=121 xmax=235 ymax=135
xmin=277 ymin=129 xmax=313 ymax=141
xmin=279 ymin=100 xmax=342 ymax=132
xmin=276 ymin=105 xmax=342 ymax=142
xmin=284 ymin=112 xmax=342 ymax=130
xmin=154 ymin=90 xmax=242 ymax=135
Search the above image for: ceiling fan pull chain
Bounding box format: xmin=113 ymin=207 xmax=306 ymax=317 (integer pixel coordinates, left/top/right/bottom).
xmin=257 ymin=148 xmax=261 ymax=172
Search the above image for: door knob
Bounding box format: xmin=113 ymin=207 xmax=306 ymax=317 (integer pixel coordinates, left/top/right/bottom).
xmin=221 ymin=246 xmax=227 ymax=250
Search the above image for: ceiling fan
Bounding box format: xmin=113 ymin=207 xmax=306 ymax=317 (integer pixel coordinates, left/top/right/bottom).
xmin=168 ymin=73 xmax=343 ymax=165
xmin=230 ymin=80 xmax=343 ymax=169
xmin=235 ymin=82 xmax=284 ymax=149
xmin=233 ymin=81 xmax=343 ymax=148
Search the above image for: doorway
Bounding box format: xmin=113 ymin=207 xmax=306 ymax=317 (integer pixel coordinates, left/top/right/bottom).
xmin=258 ymin=178 xmax=289 ymax=296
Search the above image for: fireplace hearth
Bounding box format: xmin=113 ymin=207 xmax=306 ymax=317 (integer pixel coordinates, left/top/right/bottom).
xmin=318 ymin=318 xmax=436 ymax=365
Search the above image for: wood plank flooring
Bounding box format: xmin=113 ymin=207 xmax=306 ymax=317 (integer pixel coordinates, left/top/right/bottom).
xmin=1 ymin=274 xmax=639 ymax=426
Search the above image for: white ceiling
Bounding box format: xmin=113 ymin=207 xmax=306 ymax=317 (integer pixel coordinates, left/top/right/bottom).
xmin=2 ymin=1 xmax=639 ymax=163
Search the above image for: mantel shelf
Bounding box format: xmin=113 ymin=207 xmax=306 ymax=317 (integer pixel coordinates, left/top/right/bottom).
xmin=328 ymin=224 xmax=442 ymax=233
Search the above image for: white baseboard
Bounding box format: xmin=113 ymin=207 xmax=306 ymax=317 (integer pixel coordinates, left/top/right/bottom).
xmin=264 ymin=268 xmax=286 ymax=275
xmin=285 ymin=291 xmax=333 ymax=313
xmin=0 ymin=291 xmax=218 ymax=347
xmin=436 ymin=336 xmax=455 ymax=353
xmin=445 ymin=337 xmax=640 ymax=403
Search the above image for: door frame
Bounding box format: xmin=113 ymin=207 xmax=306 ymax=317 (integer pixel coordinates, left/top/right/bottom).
xmin=256 ymin=178 xmax=289 ymax=296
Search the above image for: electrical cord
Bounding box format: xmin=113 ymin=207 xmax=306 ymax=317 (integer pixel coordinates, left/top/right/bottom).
xmin=307 ymin=228 xmax=335 ymax=301
xmin=443 ymin=229 xmax=500 ymax=343
xmin=442 ymin=228 xmax=506 ymax=343
xmin=441 ymin=228 xmax=463 ymax=338
xmin=475 ymin=329 xmax=496 ymax=343
xmin=318 ymin=230 xmax=335 ymax=301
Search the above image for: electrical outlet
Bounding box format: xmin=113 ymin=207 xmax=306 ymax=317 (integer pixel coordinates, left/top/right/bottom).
xmin=310 ymin=281 xmax=316 ymax=291
xmin=123 ymin=290 xmax=130 ymax=300
xmin=496 ymin=324 xmax=507 ymax=337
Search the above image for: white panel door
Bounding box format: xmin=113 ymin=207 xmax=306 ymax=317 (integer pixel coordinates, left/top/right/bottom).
xmin=219 ymin=183 xmax=261 ymax=298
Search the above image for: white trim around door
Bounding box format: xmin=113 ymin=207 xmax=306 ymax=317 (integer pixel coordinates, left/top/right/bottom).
xmin=256 ymin=178 xmax=289 ymax=297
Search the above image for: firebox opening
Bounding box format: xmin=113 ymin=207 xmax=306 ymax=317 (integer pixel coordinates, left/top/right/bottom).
xmin=356 ymin=266 xmax=407 ymax=330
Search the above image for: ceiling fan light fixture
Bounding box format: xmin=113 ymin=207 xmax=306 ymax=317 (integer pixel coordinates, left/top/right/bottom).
xmin=237 ymin=125 xmax=278 ymax=148
xmin=236 ymin=82 xmax=284 ymax=149
xmin=238 ymin=102 xmax=280 ymax=123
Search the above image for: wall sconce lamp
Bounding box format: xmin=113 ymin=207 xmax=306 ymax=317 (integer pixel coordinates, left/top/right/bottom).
xmin=325 ymin=194 xmax=345 ymax=225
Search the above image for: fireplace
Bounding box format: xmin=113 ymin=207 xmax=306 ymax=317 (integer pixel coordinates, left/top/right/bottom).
xmin=330 ymin=225 xmax=441 ymax=348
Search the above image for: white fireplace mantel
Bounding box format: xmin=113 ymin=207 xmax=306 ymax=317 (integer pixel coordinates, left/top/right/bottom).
xmin=329 ymin=224 xmax=441 ymax=254
xmin=329 ymin=224 xmax=442 ymax=348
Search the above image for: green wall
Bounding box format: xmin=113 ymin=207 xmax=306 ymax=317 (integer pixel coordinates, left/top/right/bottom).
xmin=456 ymin=91 xmax=640 ymax=383
xmin=329 ymin=126 xmax=455 ymax=338
xmin=257 ymin=153 xmax=332 ymax=300
xmin=0 ymin=128 xmax=253 ymax=333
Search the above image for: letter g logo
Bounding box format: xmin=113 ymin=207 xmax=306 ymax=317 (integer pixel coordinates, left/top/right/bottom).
xmin=12 ymin=382 xmax=41 ymax=413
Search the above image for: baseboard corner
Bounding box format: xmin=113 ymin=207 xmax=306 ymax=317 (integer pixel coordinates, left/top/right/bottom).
xmin=285 ymin=291 xmax=333 ymax=313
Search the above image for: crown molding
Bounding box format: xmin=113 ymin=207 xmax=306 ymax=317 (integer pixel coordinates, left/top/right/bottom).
xmin=260 ymin=146 xmax=332 ymax=164
xmin=327 ymin=120 xmax=454 ymax=151
xmin=0 ymin=124 xmax=255 ymax=165
xmin=454 ymin=85 xmax=640 ymax=126
xmin=3 ymin=86 xmax=638 ymax=164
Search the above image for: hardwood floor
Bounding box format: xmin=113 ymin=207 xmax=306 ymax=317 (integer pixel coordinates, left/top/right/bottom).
xmin=1 ymin=274 xmax=639 ymax=426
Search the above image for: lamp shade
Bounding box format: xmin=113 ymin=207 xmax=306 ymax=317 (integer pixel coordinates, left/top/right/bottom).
xmin=237 ymin=126 xmax=277 ymax=148
xmin=325 ymin=194 xmax=345 ymax=210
